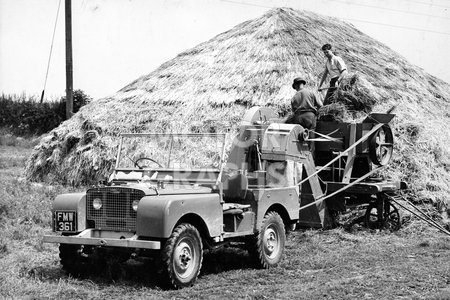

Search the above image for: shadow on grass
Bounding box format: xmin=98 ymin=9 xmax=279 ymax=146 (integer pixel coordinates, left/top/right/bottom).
xmin=202 ymin=245 xmax=253 ymax=275
xmin=27 ymin=245 xmax=253 ymax=289
xmin=26 ymin=259 xmax=162 ymax=288
xmin=25 ymin=264 xmax=67 ymax=281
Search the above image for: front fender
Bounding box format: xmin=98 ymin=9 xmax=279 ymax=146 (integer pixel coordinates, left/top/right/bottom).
xmin=136 ymin=194 xmax=222 ymax=238
xmin=52 ymin=193 xmax=86 ymax=232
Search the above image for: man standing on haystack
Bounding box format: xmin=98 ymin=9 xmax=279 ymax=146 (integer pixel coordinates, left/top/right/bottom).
xmin=288 ymin=77 xmax=323 ymax=131
xmin=318 ymin=43 xmax=348 ymax=105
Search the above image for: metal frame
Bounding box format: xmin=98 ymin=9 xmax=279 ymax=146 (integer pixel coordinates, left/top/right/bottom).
xmin=114 ymin=132 xmax=228 ymax=182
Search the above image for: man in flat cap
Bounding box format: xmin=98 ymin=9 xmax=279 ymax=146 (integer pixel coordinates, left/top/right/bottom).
xmin=288 ymin=77 xmax=323 ymax=131
xmin=318 ymin=43 xmax=348 ymax=105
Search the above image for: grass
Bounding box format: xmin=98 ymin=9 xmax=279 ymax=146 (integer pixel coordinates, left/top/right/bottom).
xmin=1 ymin=139 xmax=449 ymax=299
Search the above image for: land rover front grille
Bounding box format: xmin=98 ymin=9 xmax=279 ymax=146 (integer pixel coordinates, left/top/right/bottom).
xmin=86 ymin=187 xmax=144 ymax=231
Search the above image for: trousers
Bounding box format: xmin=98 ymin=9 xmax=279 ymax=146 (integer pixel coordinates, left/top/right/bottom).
xmin=289 ymin=111 xmax=317 ymax=130
xmin=323 ymin=77 xmax=339 ymax=105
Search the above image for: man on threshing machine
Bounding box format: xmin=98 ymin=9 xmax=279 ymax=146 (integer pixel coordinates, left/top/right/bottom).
xmin=288 ymin=77 xmax=323 ymax=131
xmin=318 ymin=43 xmax=348 ymax=105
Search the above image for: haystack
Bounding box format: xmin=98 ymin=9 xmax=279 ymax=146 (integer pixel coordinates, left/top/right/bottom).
xmin=26 ymin=8 xmax=450 ymax=208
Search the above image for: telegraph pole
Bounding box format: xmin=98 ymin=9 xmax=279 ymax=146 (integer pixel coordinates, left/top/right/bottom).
xmin=65 ymin=0 xmax=73 ymax=119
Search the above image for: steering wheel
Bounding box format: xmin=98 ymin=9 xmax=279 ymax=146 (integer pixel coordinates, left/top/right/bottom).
xmin=134 ymin=157 xmax=163 ymax=169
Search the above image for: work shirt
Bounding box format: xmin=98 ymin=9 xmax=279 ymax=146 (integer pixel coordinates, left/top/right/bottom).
xmin=326 ymin=55 xmax=347 ymax=79
xmin=291 ymin=89 xmax=322 ymax=115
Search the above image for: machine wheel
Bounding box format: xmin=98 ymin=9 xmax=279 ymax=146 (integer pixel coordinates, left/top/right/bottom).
xmin=365 ymin=199 xmax=401 ymax=231
xmin=369 ymin=125 xmax=394 ymax=166
xmin=248 ymin=211 xmax=285 ymax=268
xmin=161 ymin=223 xmax=203 ymax=289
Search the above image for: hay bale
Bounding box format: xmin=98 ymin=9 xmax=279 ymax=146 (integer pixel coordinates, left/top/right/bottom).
xmin=318 ymin=102 xmax=349 ymax=122
xmin=316 ymin=73 xmax=378 ymax=122
xmin=25 ymin=8 xmax=450 ymax=209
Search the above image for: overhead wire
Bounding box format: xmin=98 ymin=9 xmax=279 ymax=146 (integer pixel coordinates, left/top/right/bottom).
xmin=403 ymin=0 xmax=450 ymax=9
xmin=342 ymin=16 xmax=450 ymax=35
xmin=219 ymin=0 xmax=450 ymax=35
xmin=333 ymin=0 xmax=450 ymax=20
xmin=220 ymin=0 xmax=271 ymax=9
xmin=41 ymin=0 xmax=62 ymax=103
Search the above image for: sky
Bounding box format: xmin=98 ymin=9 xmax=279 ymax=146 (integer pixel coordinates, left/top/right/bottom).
xmin=1 ymin=0 xmax=450 ymax=100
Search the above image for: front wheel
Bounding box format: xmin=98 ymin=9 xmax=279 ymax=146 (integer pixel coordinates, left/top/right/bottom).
xmin=161 ymin=223 xmax=203 ymax=289
xmin=247 ymin=211 xmax=286 ymax=268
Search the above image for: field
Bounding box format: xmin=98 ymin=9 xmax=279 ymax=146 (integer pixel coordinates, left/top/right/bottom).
xmin=1 ymin=137 xmax=449 ymax=299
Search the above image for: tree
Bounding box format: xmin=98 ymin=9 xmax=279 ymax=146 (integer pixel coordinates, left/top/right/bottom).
xmin=58 ymin=89 xmax=92 ymax=119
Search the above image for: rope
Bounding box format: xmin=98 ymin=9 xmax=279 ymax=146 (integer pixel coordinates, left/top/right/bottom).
xmin=298 ymin=165 xmax=384 ymax=213
xmin=40 ymin=0 xmax=62 ymax=103
xmin=262 ymin=122 xmax=384 ymax=192
xmin=297 ymin=123 xmax=383 ymax=187
xmin=389 ymin=195 xmax=450 ymax=236
xmin=307 ymin=129 xmax=342 ymax=143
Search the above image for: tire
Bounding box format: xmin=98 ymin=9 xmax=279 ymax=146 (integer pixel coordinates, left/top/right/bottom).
xmin=248 ymin=211 xmax=286 ymax=268
xmin=161 ymin=223 xmax=203 ymax=289
xmin=365 ymin=201 xmax=401 ymax=231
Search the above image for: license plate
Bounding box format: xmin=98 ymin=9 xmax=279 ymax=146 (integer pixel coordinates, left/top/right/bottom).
xmin=54 ymin=211 xmax=77 ymax=232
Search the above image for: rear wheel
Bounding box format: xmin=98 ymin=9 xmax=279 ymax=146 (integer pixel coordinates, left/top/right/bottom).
xmin=161 ymin=223 xmax=203 ymax=289
xmin=365 ymin=198 xmax=401 ymax=231
xmin=247 ymin=211 xmax=285 ymax=268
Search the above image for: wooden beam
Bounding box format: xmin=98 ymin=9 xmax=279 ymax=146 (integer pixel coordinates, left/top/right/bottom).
xmin=342 ymin=123 xmax=356 ymax=183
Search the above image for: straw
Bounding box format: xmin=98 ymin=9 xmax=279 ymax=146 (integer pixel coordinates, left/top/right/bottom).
xmin=25 ymin=8 xmax=450 ymax=211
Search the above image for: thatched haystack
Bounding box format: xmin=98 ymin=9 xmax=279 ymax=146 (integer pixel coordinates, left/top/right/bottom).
xmin=26 ymin=8 xmax=450 ymax=208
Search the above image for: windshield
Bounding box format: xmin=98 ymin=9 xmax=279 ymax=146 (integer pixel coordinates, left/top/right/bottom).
xmin=115 ymin=133 xmax=227 ymax=170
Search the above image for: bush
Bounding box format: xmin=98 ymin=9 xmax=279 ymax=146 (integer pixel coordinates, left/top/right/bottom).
xmin=58 ymin=90 xmax=93 ymax=117
xmin=0 ymin=90 xmax=92 ymax=136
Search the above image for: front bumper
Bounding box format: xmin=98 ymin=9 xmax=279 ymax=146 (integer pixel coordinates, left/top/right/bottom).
xmin=43 ymin=229 xmax=161 ymax=250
